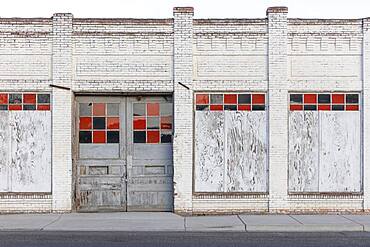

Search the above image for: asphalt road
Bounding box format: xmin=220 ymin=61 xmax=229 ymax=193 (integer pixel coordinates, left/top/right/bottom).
xmin=1 ymin=231 xmax=370 ymax=247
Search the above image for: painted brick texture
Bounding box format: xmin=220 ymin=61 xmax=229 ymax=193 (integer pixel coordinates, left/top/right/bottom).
xmin=0 ymin=6 xmax=368 ymax=214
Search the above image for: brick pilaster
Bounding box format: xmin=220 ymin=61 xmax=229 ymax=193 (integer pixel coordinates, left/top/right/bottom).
xmin=266 ymin=7 xmax=289 ymax=212
xmin=51 ymin=13 xmax=73 ymax=212
xmin=173 ymin=7 xmax=194 ymax=214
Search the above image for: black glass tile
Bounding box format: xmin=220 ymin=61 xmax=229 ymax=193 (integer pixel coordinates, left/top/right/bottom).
xmin=24 ymin=105 xmax=36 ymax=110
xmin=161 ymin=134 xmax=172 ymax=143
xmin=0 ymin=105 xmax=7 ymax=110
xmin=134 ymin=131 xmax=146 ymax=143
xmin=252 ymin=105 xmax=265 ymax=111
xmin=196 ymin=105 xmax=209 ymax=111
xmin=107 ymin=131 xmax=119 ymax=143
xmin=318 ymin=94 xmax=330 ymax=103
xmin=9 ymin=94 xmax=22 ymax=104
xmin=79 ymin=131 xmax=92 ymax=143
xmin=332 ymin=105 xmax=344 ymax=111
xmin=238 ymin=94 xmax=251 ymax=104
xmin=93 ymin=117 xmax=106 ymax=129
xmin=224 ymin=105 xmax=237 ymax=111
xmin=304 ymin=105 xmax=317 ymax=111
xmin=37 ymin=94 xmax=50 ymax=104
xmin=290 ymin=94 xmax=303 ymax=104
xmin=346 ymin=94 xmax=359 ymax=104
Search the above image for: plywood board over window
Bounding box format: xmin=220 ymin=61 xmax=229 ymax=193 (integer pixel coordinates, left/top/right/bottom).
xmin=288 ymin=92 xmax=361 ymax=193
xmin=194 ymin=92 xmax=268 ymax=193
xmin=0 ymin=92 xmax=52 ymax=193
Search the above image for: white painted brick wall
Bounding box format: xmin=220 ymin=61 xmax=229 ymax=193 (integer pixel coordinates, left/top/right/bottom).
xmin=0 ymin=7 xmax=368 ymax=214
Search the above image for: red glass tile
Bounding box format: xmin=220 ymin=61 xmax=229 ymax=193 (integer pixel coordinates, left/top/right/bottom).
xmin=93 ymin=103 xmax=106 ymax=116
xmin=252 ymin=94 xmax=265 ymax=104
xmin=346 ymin=105 xmax=359 ymax=111
xmin=290 ymin=104 xmax=303 ymax=111
xmin=147 ymin=103 xmax=160 ymax=116
xmin=224 ymin=94 xmax=237 ymax=104
xmin=210 ymin=105 xmax=223 ymax=111
xmin=79 ymin=117 xmax=92 ymax=130
xmin=161 ymin=116 xmax=172 ymax=129
xmin=37 ymin=104 xmax=50 ymax=111
xmin=303 ymin=94 xmax=317 ymax=104
xmin=147 ymin=130 xmax=160 ymax=143
xmin=23 ymin=94 xmax=36 ymax=104
xmin=133 ymin=117 xmax=146 ymax=130
xmin=107 ymin=117 xmax=120 ymax=129
xmin=9 ymin=105 xmax=22 ymax=111
xmin=318 ymin=104 xmax=330 ymax=111
xmin=0 ymin=94 xmax=8 ymax=104
xmin=93 ymin=131 xmax=106 ymax=143
xmin=238 ymin=104 xmax=251 ymax=111
xmin=332 ymin=94 xmax=345 ymax=104
xmin=196 ymin=94 xmax=209 ymax=104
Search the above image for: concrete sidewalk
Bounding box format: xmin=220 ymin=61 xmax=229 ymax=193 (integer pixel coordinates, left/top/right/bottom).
xmin=1 ymin=213 xmax=370 ymax=232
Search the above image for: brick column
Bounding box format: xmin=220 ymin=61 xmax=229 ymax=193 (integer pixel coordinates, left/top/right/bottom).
xmin=173 ymin=7 xmax=194 ymax=214
xmin=266 ymin=7 xmax=289 ymax=212
xmin=363 ymin=18 xmax=370 ymax=211
xmin=52 ymin=13 xmax=73 ymax=212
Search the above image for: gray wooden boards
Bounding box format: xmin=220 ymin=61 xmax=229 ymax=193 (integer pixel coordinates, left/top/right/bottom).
xmin=288 ymin=111 xmax=361 ymax=192
xmin=0 ymin=111 xmax=51 ymax=192
xmin=195 ymin=111 xmax=267 ymax=193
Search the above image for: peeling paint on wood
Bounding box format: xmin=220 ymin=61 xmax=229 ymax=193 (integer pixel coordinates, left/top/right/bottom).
xmin=195 ymin=111 xmax=225 ymax=192
xmin=0 ymin=112 xmax=10 ymax=192
xmin=288 ymin=111 xmax=319 ymax=192
xmin=0 ymin=111 xmax=51 ymax=193
xmin=319 ymin=111 xmax=361 ymax=192
xmin=10 ymin=112 xmax=51 ymax=192
xmin=225 ymin=111 xmax=267 ymax=192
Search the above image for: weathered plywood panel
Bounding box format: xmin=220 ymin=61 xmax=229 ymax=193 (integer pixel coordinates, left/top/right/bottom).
xmin=288 ymin=111 xmax=319 ymax=192
xmin=9 ymin=112 xmax=51 ymax=192
xmin=194 ymin=111 xmax=225 ymax=192
xmin=0 ymin=112 xmax=10 ymax=192
xmin=225 ymin=111 xmax=267 ymax=192
xmin=319 ymin=112 xmax=361 ymax=192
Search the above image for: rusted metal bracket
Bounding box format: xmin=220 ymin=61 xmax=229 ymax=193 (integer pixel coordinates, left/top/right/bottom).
xmin=49 ymin=84 xmax=71 ymax=91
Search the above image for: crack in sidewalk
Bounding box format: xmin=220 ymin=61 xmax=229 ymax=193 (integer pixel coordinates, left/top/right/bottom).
xmin=40 ymin=214 xmax=62 ymax=231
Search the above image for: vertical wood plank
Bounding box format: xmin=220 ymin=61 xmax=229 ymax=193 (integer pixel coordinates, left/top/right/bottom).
xmin=9 ymin=111 xmax=52 ymax=192
xmin=319 ymin=111 xmax=361 ymax=192
xmin=0 ymin=112 xmax=9 ymax=192
xmin=288 ymin=111 xmax=319 ymax=192
xmin=225 ymin=111 xmax=267 ymax=192
xmin=194 ymin=111 xmax=225 ymax=192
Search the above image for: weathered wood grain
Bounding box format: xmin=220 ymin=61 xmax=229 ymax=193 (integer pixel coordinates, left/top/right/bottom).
xmin=319 ymin=111 xmax=361 ymax=192
xmin=194 ymin=111 xmax=225 ymax=192
xmin=225 ymin=111 xmax=267 ymax=192
xmin=9 ymin=111 xmax=51 ymax=192
xmin=288 ymin=111 xmax=319 ymax=192
xmin=0 ymin=112 xmax=10 ymax=192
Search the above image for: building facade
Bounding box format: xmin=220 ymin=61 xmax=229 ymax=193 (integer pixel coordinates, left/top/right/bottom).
xmin=0 ymin=6 xmax=369 ymax=214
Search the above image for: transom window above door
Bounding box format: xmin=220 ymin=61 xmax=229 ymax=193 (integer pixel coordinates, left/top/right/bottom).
xmin=133 ymin=102 xmax=173 ymax=144
xmin=79 ymin=103 xmax=120 ymax=144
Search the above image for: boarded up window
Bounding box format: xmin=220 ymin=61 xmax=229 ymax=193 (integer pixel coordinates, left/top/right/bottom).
xmin=194 ymin=92 xmax=268 ymax=193
xmin=0 ymin=93 xmax=51 ymax=193
xmin=288 ymin=92 xmax=361 ymax=193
